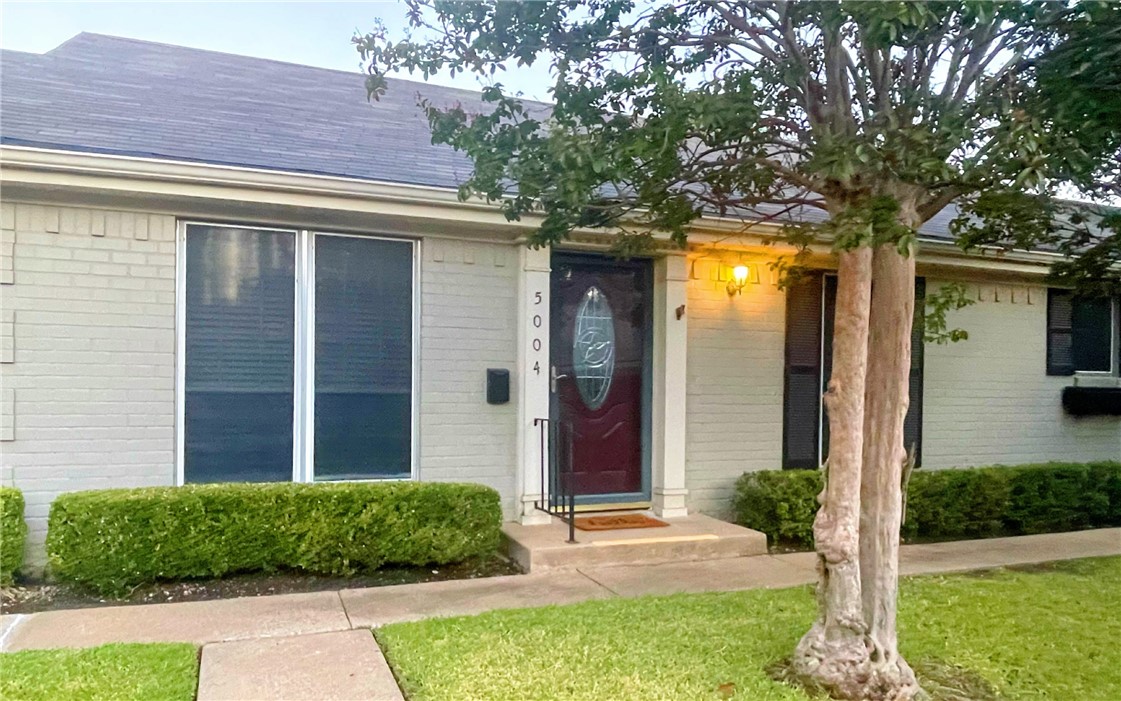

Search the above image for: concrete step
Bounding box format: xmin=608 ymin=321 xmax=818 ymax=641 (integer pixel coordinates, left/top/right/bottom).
xmin=503 ymin=513 xmax=768 ymax=572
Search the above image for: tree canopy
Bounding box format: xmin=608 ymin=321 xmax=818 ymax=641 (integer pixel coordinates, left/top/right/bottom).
xmin=953 ymin=1 xmax=1121 ymax=296
xmin=358 ymin=0 xmax=1119 ymax=281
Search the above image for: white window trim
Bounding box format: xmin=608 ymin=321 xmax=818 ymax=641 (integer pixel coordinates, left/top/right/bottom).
xmin=175 ymin=220 xmax=420 ymax=486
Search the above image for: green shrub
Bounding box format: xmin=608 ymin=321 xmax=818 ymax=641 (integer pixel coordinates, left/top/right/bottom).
xmin=1 ymin=487 xmax=28 ymax=584
xmin=733 ymin=470 xmax=821 ymax=547
xmin=47 ymin=481 xmax=502 ymax=595
xmin=903 ymin=468 xmax=1011 ymax=541
xmin=734 ymin=461 xmax=1121 ymax=548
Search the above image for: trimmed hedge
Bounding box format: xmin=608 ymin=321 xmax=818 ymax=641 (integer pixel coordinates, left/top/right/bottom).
xmin=47 ymin=481 xmax=503 ymax=595
xmin=1 ymin=487 xmax=27 ymax=585
xmin=734 ymin=461 xmax=1121 ymax=548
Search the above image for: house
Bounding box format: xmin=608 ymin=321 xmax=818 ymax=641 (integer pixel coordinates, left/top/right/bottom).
xmin=1 ymin=34 xmax=1118 ymax=567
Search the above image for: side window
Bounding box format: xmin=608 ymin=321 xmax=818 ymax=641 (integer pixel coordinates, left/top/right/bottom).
xmin=1047 ymin=289 xmax=1116 ymax=375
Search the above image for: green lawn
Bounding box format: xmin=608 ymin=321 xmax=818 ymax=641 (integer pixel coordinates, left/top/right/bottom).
xmin=0 ymin=643 xmax=198 ymax=701
xmin=377 ymin=557 xmax=1121 ymax=701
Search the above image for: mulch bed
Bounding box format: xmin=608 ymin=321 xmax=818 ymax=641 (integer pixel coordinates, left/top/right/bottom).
xmin=0 ymin=555 xmax=521 ymax=615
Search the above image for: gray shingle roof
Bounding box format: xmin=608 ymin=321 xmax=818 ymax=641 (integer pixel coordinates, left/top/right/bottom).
xmin=0 ymin=32 xmax=496 ymax=189
xmin=1 ymin=33 xmax=962 ymax=240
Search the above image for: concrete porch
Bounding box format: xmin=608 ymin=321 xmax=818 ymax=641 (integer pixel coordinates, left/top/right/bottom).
xmin=502 ymin=513 xmax=768 ymax=572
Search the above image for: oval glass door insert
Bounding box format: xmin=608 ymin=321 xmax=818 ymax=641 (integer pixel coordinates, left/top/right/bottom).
xmin=572 ymin=286 xmax=615 ymax=410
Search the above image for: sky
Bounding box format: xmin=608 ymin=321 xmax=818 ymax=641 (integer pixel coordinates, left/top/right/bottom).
xmin=0 ymin=1 xmax=555 ymax=100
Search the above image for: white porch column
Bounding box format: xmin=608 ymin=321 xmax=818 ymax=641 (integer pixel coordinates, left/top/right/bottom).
xmin=651 ymin=253 xmax=690 ymax=517
xmin=516 ymin=245 xmax=553 ymax=525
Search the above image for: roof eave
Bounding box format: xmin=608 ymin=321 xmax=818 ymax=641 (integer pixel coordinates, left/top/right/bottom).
xmin=0 ymin=145 xmax=1063 ymax=277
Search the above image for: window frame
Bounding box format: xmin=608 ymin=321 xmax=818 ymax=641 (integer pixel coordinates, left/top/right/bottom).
xmin=1048 ymin=289 xmax=1119 ymax=377
xmin=175 ymin=221 xmax=421 ymax=486
xmin=1074 ymin=296 xmax=1119 ymax=376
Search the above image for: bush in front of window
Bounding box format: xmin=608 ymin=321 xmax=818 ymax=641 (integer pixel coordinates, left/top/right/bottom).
xmin=46 ymin=481 xmax=502 ymax=596
xmin=0 ymin=486 xmax=27 ymax=585
xmin=734 ymin=461 xmax=1121 ymax=549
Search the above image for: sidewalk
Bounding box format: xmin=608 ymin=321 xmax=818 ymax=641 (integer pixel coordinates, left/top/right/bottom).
xmin=1 ymin=528 xmax=1118 ymax=700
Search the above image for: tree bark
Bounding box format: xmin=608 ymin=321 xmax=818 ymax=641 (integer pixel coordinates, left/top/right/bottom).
xmin=792 ymin=247 xmax=874 ymax=697
xmin=858 ymin=239 xmax=921 ymax=700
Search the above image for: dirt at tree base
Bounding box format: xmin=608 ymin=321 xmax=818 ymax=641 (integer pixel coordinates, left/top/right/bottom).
xmin=767 ymin=656 xmax=1004 ymax=701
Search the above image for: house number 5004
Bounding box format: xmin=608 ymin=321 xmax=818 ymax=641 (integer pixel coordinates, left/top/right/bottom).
xmin=532 ymin=291 xmax=544 ymax=374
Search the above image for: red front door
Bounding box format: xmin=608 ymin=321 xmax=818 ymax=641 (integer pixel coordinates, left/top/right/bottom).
xmin=550 ymin=253 xmax=651 ymax=500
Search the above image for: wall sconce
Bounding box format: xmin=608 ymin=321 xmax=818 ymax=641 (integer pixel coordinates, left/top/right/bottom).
xmin=727 ymin=264 xmax=750 ymax=296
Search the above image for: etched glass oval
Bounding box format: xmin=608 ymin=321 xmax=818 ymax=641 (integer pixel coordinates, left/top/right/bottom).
xmin=572 ymin=286 xmax=615 ymax=410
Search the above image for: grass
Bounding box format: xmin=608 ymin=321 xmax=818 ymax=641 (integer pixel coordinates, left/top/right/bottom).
xmin=376 ymin=557 xmax=1121 ymax=701
xmin=0 ymin=643 xmax=199 ymax=701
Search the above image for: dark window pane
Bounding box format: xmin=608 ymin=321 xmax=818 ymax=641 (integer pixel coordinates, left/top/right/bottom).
xmin=905 ymin=279 xmax=925 ymax=465
xmin=1073 ymin=297 xmax=1113 ymax=372
xmin=314 ymin=235 xmax=413 ymax=479
xmin=184 ymin=225 xmax=295 ymax=482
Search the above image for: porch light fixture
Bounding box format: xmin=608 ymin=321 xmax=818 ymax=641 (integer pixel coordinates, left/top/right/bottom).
xmin=727 ymin=264 xmax=750 ymax=296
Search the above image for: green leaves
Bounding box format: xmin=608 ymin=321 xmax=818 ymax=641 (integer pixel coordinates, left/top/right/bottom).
xmin=0 ymin=487 xmax=26 ymax=584
xmin=734 ymin=460 xmax=1121 ymax=548
xmin=923 ymin=281 xmax=974 ymax=344
xmin=357 ymin=0 xmax=1114 ymax=272
xmin=46 ymin=482 xmax=503 ymax=596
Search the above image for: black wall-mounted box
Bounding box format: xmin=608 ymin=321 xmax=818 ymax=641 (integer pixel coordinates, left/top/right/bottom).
xmin=486 ymin=369 xmax=510 ymax=405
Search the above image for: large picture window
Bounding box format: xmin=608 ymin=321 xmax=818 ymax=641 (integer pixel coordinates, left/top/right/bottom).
xmin=180 ymin=223 xmax=416 ymax=483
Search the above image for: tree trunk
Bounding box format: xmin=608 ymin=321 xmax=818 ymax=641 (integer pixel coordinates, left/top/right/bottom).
xmin=792 ymin=247 xmax=873 ymax=697
xmin=858 ymin=240 xmax=921 ymax=700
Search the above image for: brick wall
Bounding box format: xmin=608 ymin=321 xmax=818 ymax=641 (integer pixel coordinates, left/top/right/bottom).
xmin=684 ymin=259 xmax=786 ymax=517
xmin=681 ymin=267 xmax=1120 ymax=518
xmin=418 ymin=238 xmax=519 ymax=517
xmin=0 ymin=202 xmax=178 ymax=565
xmin=922 ymin=280 xmax=1120 ymax=467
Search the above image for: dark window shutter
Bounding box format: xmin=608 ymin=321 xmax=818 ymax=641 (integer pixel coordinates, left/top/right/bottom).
xmin=1071 ymin=296 xmax=1113 ymax=372
xmin=1047 ymin=289 xmax=1075 ymax=376
xmin=820 ymin=276 xmax=924 ymax=466
xmin=783 ymin=274 xmax=824 ymax=469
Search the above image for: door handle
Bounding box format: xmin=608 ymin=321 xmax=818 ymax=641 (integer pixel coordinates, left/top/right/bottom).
xmin=551 ymin=365 xmax=569 ymax=393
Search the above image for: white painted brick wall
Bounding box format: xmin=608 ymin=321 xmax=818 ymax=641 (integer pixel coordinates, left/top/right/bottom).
xmin=418 ymin=239 xmax=519 ymax=518
xmin=0 ymin=202 xmax=178 ymax=566
xmin=684 ymin=259 xmax=786 ymax=517
xmin=923 ymin=279 xmax=1120 ymax=467
xmin=682 ymin=268 xmax=1120 ymax=518
xmin=0 ymin=202 xmax=523 ymax=567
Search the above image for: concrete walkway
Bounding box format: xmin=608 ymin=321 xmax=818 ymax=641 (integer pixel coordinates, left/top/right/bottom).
xmin=1 ymin=528 xmax=1117 ymax=700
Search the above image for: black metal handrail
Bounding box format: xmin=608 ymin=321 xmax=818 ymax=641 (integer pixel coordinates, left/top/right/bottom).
xmin=533 ymin=417 xmax=576 ymax=543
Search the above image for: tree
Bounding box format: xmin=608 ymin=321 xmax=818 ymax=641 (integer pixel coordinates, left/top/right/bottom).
xmin=952 ymin=1 xmax=1121 ymax=298
xmin=357 ymin=3 xmax=1110 ymax=698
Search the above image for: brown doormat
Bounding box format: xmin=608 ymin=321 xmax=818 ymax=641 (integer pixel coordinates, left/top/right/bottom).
xmin=573 ymin=514 xmax=670 ymax=531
